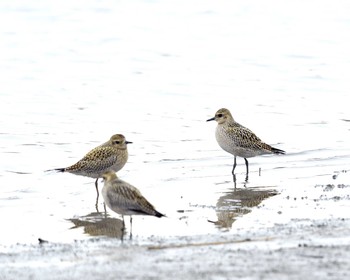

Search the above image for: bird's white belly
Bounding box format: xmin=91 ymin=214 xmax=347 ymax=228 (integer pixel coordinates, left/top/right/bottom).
xmin=215 ymin=126 xmax=257 ymax=158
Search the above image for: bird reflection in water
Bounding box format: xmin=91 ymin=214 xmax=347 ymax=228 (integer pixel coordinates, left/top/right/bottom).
xmin=233 ymin=173 xmax=249 ymax=188
xmin=69 ymin=212 xmax=126 ymax=240
xmin=210 ymin=187 xmax=278 ymax=228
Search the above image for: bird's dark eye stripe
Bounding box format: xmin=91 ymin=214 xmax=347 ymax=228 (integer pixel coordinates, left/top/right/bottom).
xmin=113 ymin=141 xmax=120 ymax=144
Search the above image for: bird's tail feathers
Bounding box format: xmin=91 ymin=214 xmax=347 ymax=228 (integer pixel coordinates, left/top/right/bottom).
xmin=45 ymin=168 xmax=65 ymax=173
xmin=271 ymin=147 xmax=285 ymax=155
xmin=155 ymin=210 xmax=166 ymax=218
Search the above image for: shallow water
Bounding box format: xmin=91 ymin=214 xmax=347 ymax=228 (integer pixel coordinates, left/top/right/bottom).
xmin=1 ymin=0 xmax=350 ymax=278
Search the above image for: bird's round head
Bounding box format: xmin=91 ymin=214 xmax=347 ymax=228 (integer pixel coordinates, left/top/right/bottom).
xmin=206 ymin=108 xmax=233 ymax=125
xmin=109 ymin=134 xmax=133 ymax=148
xmin=102 ymin=171 xmax=117 ymax=182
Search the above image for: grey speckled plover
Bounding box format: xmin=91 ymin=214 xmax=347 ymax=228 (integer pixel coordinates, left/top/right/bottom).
xmin=102 ymin=171 xmax=164 ymax=232
xmin=49 ymin=134 xmax=132 ymax=195
xmin=207 ymin=108 xmax=285 ymax=178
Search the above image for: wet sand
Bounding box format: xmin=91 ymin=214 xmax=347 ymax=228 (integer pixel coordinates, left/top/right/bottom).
xmin=1 ymin=171 xmax=350 ymax=279
xmin=3 ymin=230 xmax=350 ymax=280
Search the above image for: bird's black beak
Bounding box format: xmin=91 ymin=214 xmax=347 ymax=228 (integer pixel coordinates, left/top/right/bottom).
xmin=126 ymin=141 xmax=133 ymax=144
xmin=206 ymin=117 xmax=215 ymax=122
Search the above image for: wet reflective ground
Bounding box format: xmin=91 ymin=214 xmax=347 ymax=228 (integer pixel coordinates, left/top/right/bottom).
xmin=1 ymin=0 xmax=350 ymax=279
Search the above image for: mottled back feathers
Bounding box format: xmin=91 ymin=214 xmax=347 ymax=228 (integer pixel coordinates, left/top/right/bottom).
xmin=102 ymin=171 xmax=164 ymax=218
xmin=50 ymin=134 xmax=131 ymax=179
xmin=208 ymin=108 xmax=285 ymax=158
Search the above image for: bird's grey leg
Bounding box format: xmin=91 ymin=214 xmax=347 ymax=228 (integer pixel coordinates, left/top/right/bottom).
xmin=244 ymin=173 xmax=249 ymax=186
xmin=94 ymin=179 xmax=100 ymax=212
xmin=244 ymin=158 xmax=249 ymax=185
xmin=244 ymin=158 xmax=249 ymax=174
xmin=118 ymin=216 xmax=125 ymax=242
xmin=232 ymin=156 xmax=237 ymax=175
xmin=103 ymin=203 xmax=107 ymax=218
xmin=95 ymin=198 xmax=99 ymax=213
xmin=95 ymin=178 xmax=99 ymax=197
xmin=232 ymin=156 xmax=237 ymax=183
xmin=129 ymin=217 xmax=133 ymax=240
xmin=233 ymin=174 xmax=237 ymax=188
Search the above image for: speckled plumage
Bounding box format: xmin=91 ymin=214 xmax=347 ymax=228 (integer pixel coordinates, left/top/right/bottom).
xmin=207 ymin=108 xmax=285 ymax=175
xmin=50 ymin=134 xmax=132 ymax=192
xmin=102 ymin=171 xmax=164 ymax=219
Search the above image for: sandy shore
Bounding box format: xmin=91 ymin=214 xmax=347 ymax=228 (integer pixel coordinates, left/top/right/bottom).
xmin=2 ymin=196 xmax=350 ymax=279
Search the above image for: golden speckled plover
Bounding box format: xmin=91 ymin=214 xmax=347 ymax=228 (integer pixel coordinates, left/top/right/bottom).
xmin=102 ymin=171 xmax=165 ymax=231
xmin=207 ymin=108 xmax=285 ymax=178
xmin=50 ymin=134 xmax=132 ymax=195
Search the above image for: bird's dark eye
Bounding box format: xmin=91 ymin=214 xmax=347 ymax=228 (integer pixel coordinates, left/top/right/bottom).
xmin=113 ymin=141 xmax=120 ymax=144
xmin=217 ymin=113 xmax=223 ymax=118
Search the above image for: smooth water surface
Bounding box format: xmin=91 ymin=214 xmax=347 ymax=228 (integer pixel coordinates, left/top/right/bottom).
xmin=0 ymin=0 xmax=350 ymax=250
